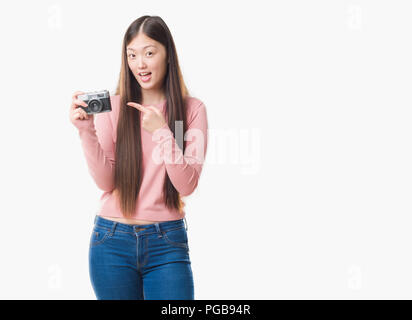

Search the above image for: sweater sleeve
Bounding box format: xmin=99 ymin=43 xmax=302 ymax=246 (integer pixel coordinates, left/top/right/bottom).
xmin=151 ymin=102 xmax=208 ymax=196
xmin=77 ymin=112 xmax=115 ymax=192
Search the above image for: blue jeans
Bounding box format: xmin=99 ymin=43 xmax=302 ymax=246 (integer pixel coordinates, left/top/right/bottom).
xmin=88 ymin=215 xmax=194 ymax=300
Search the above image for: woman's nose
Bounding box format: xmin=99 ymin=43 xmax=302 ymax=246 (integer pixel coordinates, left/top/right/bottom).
xmin=137 ymin=57 xmax=146 ymax=68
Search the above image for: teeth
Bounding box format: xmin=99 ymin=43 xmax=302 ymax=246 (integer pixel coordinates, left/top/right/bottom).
xmin=140 ymin=72 xmax=150 ymax=76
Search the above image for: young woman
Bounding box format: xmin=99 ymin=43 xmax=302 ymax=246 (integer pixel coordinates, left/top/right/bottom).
xmin=69 ymin=15 xmax=208 ymax=300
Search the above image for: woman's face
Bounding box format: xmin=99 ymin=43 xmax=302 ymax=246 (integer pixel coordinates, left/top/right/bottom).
xmin=127 ymin=32 xmax=168 ymax=92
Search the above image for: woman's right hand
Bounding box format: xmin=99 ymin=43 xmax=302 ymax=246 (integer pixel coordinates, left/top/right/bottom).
xmin=69 ymin=91 xmax=95 ymax=131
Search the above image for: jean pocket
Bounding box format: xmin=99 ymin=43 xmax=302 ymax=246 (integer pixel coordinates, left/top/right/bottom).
xmin=162 ymin=226 xmax=189 ymax=251
xmin=90 ymin=225 xmax=112 ymax=248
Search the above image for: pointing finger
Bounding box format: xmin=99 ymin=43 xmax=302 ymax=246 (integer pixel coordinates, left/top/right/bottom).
xmin=145 ymin=106 xmax=159 ymax=113
xmin=127 ymin=102 xmax=148 ymax=113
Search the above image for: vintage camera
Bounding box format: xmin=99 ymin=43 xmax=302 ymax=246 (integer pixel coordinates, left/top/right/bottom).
xmin=78 ymin=90 xmax=112 ymax=114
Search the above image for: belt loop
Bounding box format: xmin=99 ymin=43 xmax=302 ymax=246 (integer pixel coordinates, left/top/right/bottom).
xmin=184 ymin=217 xmax=188 ymax=231
xmin=155 ymin=222 xmax=162 ymax=238
xmin=110 ymin=221 xmax=118 ymax=235
xmin=94 ymin=215 xmax=98 ymax=224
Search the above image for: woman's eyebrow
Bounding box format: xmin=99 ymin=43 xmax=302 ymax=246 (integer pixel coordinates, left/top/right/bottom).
xmin=127 ymin=45 xmax=156 ymax=51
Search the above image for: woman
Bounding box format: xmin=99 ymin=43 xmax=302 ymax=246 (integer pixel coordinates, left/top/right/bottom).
xmin=69 ymin=15 xmax=208 ymax=300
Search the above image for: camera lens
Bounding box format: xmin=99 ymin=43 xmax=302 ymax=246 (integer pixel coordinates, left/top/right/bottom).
xmin=88 ymin=99 xmax=102 ymax=113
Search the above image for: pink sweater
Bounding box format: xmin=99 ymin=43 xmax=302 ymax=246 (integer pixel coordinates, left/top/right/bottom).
xmin=76 ymin=94 xmax=208 ymax=221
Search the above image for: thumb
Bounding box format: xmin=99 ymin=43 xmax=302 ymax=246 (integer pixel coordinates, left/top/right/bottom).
xmin=146 ymin=106 xmax=160 ymax=114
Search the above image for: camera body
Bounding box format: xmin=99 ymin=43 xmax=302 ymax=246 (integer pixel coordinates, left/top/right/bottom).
xmin=78 ymin=90 xmax=112 ymax=114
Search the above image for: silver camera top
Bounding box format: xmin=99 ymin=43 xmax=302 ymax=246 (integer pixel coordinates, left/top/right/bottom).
xmin=78 ymin=90 xmax=110 ymax=101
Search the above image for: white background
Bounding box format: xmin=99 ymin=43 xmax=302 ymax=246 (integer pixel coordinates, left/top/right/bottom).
xmin=0 ymin=0 xmax=411 ymax=299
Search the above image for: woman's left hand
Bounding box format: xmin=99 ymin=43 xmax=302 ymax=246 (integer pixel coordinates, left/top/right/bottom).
xmin=127 ymin=102 xmax=167 ymax=134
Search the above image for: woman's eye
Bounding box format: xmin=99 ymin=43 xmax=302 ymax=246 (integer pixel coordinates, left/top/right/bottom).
xmin=128 ymin=52 xmax=152 ymax=58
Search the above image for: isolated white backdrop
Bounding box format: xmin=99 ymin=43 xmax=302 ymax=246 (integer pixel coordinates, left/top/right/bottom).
xmin=0 ymin=0 xmax=411 ymax=299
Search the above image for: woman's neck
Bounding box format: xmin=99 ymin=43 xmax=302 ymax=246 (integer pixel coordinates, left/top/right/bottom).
xmin=141 ymin=91 xmax=166 ymax=105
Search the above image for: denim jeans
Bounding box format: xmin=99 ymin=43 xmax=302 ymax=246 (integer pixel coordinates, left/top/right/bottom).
xmin=89 ymin=215 xmax=194 ymax=300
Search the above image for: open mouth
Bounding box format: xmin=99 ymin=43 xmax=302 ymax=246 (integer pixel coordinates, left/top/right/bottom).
xmin=139 ymin=72 xmax=152 ymax=82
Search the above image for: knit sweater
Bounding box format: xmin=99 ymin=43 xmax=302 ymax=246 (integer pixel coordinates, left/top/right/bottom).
xmin=76 ymin=94 xmax=208 ymax=221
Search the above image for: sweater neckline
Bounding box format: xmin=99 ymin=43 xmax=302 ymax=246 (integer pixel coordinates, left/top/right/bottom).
xmin=141 ymin=99 xmax=166 ymax=107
